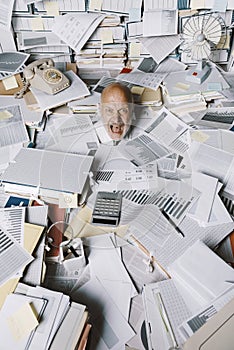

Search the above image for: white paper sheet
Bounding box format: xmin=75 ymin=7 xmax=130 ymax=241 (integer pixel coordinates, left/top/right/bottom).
xmin=187 ymin=172 xmax=218 ymax=224
xmin=52 ymin=12 xmax=105 ymax=53
xmin=0 ymin=293 xmax=47 ymax=349
xmin=0 ymin=104 xmax=29 ymax=147
xmin=168 ymin=240 xmax=234 ymax=306
xmin=71 ymin=276 xmax=135 ymax=350
xmin=47 ymin=114 xmax=100 ymax=155
xmin=143 ymin=9 xmax=178 ymax=36
xmin=0 ymin=226 xmax=33 ymax=286
xmin=117 ymin=71 xmax=166 ymax=90
xmin=139 ymin=35 xmax=181 ymax=64
xmin=189 ymin=141 xmax=234 ymax=196
xmin=0 ymin=0 xmax=15 ymax=28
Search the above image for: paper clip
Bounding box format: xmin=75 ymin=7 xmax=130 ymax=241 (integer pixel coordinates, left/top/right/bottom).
xmin=143 ymin=253 xmax=154 ymax=273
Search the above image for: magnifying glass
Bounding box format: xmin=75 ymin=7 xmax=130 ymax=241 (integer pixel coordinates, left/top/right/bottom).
xmin=46 ymin=220 xmax=74 ymax=250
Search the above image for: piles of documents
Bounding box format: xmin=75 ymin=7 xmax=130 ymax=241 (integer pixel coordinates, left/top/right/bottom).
xmin=1 ymin=1 xmax=234 ymax=350
xmin=142 ymin=240 xmax=234 ymax=350
xmin=0 ymin=148 xmax=94 ymax=205
xmin=0 ymin=283 xmax=90 ymax=350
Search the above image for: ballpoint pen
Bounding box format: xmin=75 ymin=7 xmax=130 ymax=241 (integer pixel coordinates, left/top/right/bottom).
xmin=161 ymin=210 xmax=184 ymax=237
xmin=155 ymin=292 xmax=178 ymax=350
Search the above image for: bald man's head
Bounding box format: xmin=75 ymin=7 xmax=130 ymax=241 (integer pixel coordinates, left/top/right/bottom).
xmin=101 ymin=83 xmax=133 ymax=104
xmin=100 ymin=83 xmax=133 ymax=141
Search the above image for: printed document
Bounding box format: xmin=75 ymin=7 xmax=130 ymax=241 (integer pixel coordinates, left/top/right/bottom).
xmin=143 ymin=9 xmax=178 ymax=36
xmin=0 ymin=25 xmax=16 ymax=52
xmin=1 ymin=147 xmax=94 ymax=197
xmin=143 ymin=279 xmax=234 ymax=350
xmin=0 ymin=226 xmax=33 ymax=286
xmin=139 ymin=35 xmax=181 ymax=64
xmin=99 ymin=0 xmax=142 ymax=14
xmin=0 ymin=104 xmax=29 ymax=147
xmin=144 ymin=0 xmax=178 ymax=11
xmin=0 ymin=52 xmax=29 ymax=79
xmin=0 ymin=207 xmax=25 ymax=245
xmin=144 ymin=106 xmax=188 ymax=149
xmin=119 ymin=132 xmax=170 ymax=166
xmin=189 ymin=141 xmax=234 ymax=196
xmin=16 ymin=31 xmax=66 ymax=51
xmin=46 ymin=114 xmax=100 ymax=155
xmin=52 ymin=12 xmax=105 ymax=52
xmin=117 ymin=70 xmax=166 ymax=90
xmin=124 ymin=201 xmax=234 ymax=270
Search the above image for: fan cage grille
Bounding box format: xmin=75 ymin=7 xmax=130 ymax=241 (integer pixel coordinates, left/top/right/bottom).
xmin=180 ymin=12 xmax=227 ymax=62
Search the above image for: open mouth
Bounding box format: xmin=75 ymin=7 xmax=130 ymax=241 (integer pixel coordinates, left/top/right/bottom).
xmin=109 ymin=123 xmax=125 ymax=139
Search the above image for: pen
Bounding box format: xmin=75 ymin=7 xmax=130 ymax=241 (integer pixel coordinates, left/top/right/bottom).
xmin=161 ymin=210 xmax=184 ymax=237
xmin=155 ymin=292 xmax=178 ymax=349
xmin=69 ymin=245 xmax=79 ymax=257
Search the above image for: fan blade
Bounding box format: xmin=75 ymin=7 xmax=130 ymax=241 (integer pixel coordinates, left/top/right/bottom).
xmin=202 ymin=15 xmax=222 ymax=44
xmin=182 ymin=13 xmax=225 ymax=59
xmin=183 ymin=16 xmax=199 ymax=40
xmin=191 ymin=40 xmax=211 ymax=60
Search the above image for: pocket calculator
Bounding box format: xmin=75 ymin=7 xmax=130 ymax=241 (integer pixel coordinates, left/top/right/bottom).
xmin=92 ymin=191 xmax=122 ymax=226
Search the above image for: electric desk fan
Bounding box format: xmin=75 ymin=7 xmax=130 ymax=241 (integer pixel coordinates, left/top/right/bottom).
xmin=181 ymin=12 xmax=227 ymax=84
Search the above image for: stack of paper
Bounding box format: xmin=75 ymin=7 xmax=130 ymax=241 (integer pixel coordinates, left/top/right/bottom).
xmin=45 ymin=113 xmax=100 ymax=155
xmin=0 ymin=147 xmax=94 ymax=205
xmin=15 ymin=31 xmax=72 ymax=63
xmin=0 ymin=283 xmax=90 ymax=350
xmin=71 ymin=233 xmax=137 ymax=350
xmin=142 ymin=240 xmax=234 ymax=350
xmin=75 ymin=20 xmax=127 ymax=70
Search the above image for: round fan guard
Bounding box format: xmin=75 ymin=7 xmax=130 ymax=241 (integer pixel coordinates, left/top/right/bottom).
xmin=181 ymin=12 xmax=227 ymax=62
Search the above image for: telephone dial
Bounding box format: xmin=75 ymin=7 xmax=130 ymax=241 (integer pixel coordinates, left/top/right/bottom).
xmin=23 ymin=58 xmax=70 ymax=95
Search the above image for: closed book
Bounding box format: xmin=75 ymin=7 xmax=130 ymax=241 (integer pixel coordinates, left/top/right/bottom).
xmin=49 ymin=302 xmax=89 ymax=350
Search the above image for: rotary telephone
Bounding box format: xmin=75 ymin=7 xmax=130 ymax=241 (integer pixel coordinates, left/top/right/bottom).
xmin=23 ymin=58 xmax=70 ymax=95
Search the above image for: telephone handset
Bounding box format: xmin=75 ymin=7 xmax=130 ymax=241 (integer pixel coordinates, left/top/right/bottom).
xmin=23 ymin=58 xmax=70 ymax=95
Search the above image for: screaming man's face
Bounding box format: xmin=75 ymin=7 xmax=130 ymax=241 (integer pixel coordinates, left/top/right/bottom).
xmin=101 ymin=102 xmax=132 ymax=141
